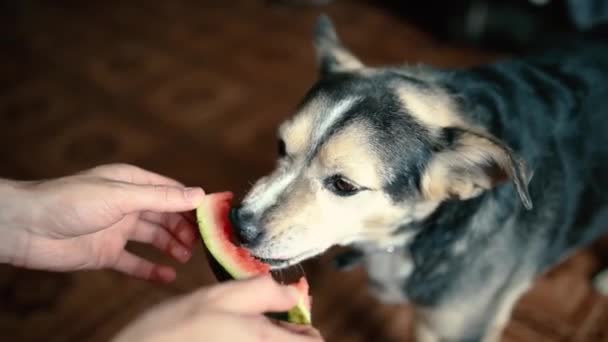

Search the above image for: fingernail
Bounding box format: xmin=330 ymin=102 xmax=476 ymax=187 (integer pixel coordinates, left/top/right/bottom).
xmin=184 ymin=187 xmax=204 ymax=201
xmin=172 ymin=245 xmax=191 ymax=262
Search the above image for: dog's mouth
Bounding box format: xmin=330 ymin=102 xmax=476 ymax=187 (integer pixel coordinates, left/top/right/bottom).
xmin=252 ymin=248 xmax=325 ymax=270
xmin=253 ymin=255 xmax=303 ymax=270
xmin=255 ymin=257 xmax=291 ymax=267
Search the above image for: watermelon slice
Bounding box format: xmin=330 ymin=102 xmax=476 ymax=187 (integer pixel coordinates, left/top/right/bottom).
xmin=196 ymin=191 xmax=312 ymax=325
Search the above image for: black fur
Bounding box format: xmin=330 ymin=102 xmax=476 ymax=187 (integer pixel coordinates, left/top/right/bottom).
xmin=299 ymin=71 xmax=439 ymax=200
xmin=441 ymin=38 xmax=608 ymax=260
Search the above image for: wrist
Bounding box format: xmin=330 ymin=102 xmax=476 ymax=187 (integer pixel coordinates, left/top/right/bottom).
xmin=0 ymin=179 xmax=31 ymax=266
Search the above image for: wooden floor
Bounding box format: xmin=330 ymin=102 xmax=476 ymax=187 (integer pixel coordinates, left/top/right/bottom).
xmin=1 ymin=1 xmax=607 ymax=341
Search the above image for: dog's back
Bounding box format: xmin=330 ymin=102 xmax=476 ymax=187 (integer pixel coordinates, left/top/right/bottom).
xmin=394 ymin=36 xmax=608 ymax=341
xmin=443 ymin=38 xmax=608 ymax=268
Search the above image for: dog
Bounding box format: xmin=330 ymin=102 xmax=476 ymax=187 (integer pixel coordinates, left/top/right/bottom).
xmin=229 ymin=15 xmax=608 ymax=341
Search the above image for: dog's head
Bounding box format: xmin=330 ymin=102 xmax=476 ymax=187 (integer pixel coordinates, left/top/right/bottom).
xmin=232 ymin=15 xmax=532 ymax=268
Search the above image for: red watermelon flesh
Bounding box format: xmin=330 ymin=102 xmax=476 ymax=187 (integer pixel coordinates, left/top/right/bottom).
xmin=196 ymin=191 xmax=312 ymax=325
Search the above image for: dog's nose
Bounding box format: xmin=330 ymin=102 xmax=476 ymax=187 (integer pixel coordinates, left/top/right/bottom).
xmin=229 ymin=206 xmax=262 ymax=246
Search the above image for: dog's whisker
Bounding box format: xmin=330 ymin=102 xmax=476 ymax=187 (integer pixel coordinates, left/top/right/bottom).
xmin=295 ymin=263 xmax=306 ymax=280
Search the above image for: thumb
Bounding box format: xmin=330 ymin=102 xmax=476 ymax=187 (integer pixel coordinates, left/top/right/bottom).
xmin=114 ymin=183 xmax=205 ymax=213
xmin=205 ymin=275 xmax=300 ymax=314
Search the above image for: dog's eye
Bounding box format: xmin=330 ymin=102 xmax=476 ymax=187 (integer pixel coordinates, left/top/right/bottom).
xmin=326 ymin=175 xmax=359 ymax=196
xmin=278 ymin=139 xmax=287 ymax=158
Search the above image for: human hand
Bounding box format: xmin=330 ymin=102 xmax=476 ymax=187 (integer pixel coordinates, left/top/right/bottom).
xmin=0 ymin=163 xmax=205 ymax=283
xmin=112 ymin=275 xmax=324 ymax=342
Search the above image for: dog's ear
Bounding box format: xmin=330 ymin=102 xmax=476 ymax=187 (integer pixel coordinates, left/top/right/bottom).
xmin=421 ymin=128 xmax=533 ymax=209
xmin=313 ymin=14 xmax=364 ymax=75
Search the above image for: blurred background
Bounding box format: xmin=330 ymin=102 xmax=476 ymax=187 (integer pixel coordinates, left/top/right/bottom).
xmin=1 ymin=0 xmax=608 ymax=341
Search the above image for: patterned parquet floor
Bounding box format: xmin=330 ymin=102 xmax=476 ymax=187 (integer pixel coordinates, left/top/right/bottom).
xmin=1 ymin=1 xmax=607 ymax=341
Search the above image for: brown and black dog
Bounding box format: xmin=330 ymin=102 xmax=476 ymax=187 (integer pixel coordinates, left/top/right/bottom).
xmin=230 ymin=15 xmax=608 ymax=341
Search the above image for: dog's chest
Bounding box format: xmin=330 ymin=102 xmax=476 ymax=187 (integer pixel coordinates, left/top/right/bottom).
xmin=359 ymin=245 xmax=413 ymax=304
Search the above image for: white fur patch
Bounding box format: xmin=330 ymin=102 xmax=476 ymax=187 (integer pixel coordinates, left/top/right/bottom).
xmin=310 ymin=97 xmax=359 ymax=151
xmin=246 ymin=170 xmax=298 ymax=214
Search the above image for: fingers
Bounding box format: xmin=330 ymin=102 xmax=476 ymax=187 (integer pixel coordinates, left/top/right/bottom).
xmin=272 ymin=320 xmax=324 ymax=339
xmin=112 ymin=251 xmax=176 ymax=283
xmin=205 ymin=275 xmax=300 ymax=314
xmin=87 ymin=163 xmax=185 ymax=187
xmin=250 ymin=316 xmax=324 ymax=342
xmin=85 ymin=163 xmax=206 ymax=215
xmin=174 ymin=312 xmax=324 ymax=342
xmin=140 ymin=211 xmax=198 ymax=248
xmin=114 ymin=183 xmax=205 ymax=214
xmin=131 ymin=220 xmax=192 ymax=263
xmin=113 ymin=295 xmax=324 ymax=342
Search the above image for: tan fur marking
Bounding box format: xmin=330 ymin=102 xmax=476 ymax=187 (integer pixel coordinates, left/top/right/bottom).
xmin=395 ymin=85 xmax=466 ymax=130
xmin=420 ymin=132 xmax=512 ymax=202
xmin=316 ymin=123 xmax=383 ymax=189
xmin=331 ymin=47 xmax=363 ymax=71
xmin=263 ymin=177 xmax=314 ymax=236
xmin=483 ymin=282 xmax=531 ymax=342
xmin=279 ymin=99 xmax=322 ymax=156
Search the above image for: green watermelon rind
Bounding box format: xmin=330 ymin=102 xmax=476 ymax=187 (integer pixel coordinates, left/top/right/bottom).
xmin=196 ymin=195 xmax=253 ymax=279
xmin=196 ymin=193 xmax=312 ymax=325
xmin=288 ymin=298 xmax=312 ymax=325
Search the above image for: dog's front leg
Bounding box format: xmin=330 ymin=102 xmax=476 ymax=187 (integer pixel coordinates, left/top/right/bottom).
xmin=412 ymin=280 xmax=531 ymax=342
xmin=481 ymin=281 xmax=531 ymax=342
xmin=413 ymin=306 xmax=499 ymax=342
xmin=413 ymin=305 xmax=488 ymax=342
